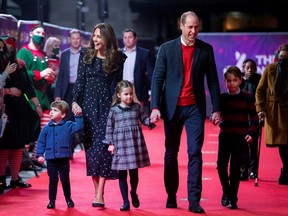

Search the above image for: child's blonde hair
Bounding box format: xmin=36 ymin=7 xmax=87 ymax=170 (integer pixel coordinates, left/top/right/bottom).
xmin=51 ymin=100 xmax=70 ymax=115
xmin=111 ymin=80 xmax=140 ymax=106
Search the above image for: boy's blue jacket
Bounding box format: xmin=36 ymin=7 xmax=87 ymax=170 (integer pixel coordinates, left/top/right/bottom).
xmin=36 ymin=116 xmax=84 ymax=160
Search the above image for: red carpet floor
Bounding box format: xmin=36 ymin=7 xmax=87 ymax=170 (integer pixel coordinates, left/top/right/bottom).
xmin=0 ymin=119 xmax=287 ymax=216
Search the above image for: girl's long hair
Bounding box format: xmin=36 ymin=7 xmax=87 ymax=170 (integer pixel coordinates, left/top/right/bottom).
xmin=83 ymin=23 xmax=120 ymax=74
xmin=111 ymin=80 xmax=140 ymax=107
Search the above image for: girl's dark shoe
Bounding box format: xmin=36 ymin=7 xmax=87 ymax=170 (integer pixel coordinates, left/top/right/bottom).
xmin=66 ymin=197 xmax=75 ymax=208
xmin=130 ymin=191 xmax=140 ymax=208
xmin=10 ymin=177 xmax=31 ymax=188
xmin=47 ymin=200 xmax=55 ymax=209
xmin=120 ymin=203 xmax=130 ymax=211
xmin=166 ymin=194 xmax=177 ymax=208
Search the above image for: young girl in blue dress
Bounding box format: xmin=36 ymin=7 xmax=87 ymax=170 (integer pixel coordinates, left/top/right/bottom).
xmin=104 ymin=80 xmax=155 ymax=211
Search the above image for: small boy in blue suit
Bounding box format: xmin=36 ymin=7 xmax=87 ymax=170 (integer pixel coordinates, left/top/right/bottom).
xmin=36 ymin=100 xmax=84 ymax=209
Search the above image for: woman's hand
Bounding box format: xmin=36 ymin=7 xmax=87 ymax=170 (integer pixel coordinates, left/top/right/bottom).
xmin=72 ymin=102 xmax=82 ymax=115
xmin=5 ymin=62 xmax=17 ymax=74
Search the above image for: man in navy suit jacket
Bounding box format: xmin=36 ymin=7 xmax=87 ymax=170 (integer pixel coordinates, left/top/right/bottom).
xmin=150 ymin=11 xmax=221 ymax=213
xmin=55 ymin=29 xmax=82 ymax=121
xmin=122 ymin=29 xmax=154 ymax=114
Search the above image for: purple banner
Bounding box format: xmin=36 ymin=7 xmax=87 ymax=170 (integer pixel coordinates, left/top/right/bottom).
xmin=198 ymin=32 xmax=288 ymax=115
xmin=0 ymin=15 xmax=18 ymax=44
xmin=198 ymin=33 xmax=288 ymax=91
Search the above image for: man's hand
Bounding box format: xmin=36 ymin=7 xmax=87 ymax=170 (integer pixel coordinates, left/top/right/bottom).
xmin=41 ymin=68 xmax=55 ymax=81
xmin=150 ymin=109 xmax=161 ymax=123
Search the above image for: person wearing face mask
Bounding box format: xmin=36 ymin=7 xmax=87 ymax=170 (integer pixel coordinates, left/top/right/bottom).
xmin=17 ymin=24 xmax=55 ymax=169
xmin=0 ymin=36 xmax=42 ymax=193
xmin=256 ymin=43 xmax=288 ymax=185
xmin=43 ymin=36 xmax=61 ymax=103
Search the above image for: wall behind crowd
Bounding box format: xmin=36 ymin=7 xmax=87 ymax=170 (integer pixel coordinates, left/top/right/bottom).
xmin=0 ymin=14 xmax=92 ymax=51
xmin=1 ymin=14 xmax=288 ymax=116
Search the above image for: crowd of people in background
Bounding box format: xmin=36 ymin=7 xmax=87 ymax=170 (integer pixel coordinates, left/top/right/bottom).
xmin=0 ymin=10 xmax=288 ymax=214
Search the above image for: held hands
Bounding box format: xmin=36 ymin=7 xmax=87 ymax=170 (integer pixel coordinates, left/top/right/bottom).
xmin=37 ymin=156 xmax=45 ymax=164
xmin=108 ymin=144 xmax=115 ymax=154
xmin=210 ymin=111 xmax=221 ymax=125
xmin=150 ymin=109 xmax=161 ymax=123
xmin=5 ymin=62 xmax=17 ymax=74
xmin=245 ymin=135 xmax=253 ymax=144
xmin=72 ymin=102 xmax=82 ymax=115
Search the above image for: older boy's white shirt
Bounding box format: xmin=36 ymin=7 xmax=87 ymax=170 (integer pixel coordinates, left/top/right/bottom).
xmin=123 ymin=46 xmax=136 ymax=83
xmin=227 ymin=88 xmax=241 ymax=95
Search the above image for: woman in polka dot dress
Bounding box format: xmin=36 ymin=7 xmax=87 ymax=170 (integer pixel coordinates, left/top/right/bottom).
xmin=72 ymin=23 xmax=126 ymax=208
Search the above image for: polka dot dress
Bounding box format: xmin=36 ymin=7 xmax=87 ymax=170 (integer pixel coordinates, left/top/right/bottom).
xmin=73 ymin=50 xmax=123 ymax=179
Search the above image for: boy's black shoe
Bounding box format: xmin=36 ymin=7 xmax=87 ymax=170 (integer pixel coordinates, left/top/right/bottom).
xmin=228 ymin=201 xmax=238 ymax=209
xmin=120 ymin=203 xmax=130 ymax=211
xmin=221 ymin=193 xmax=229 ymax=206
xmin=47 ymin=200 xmax=55 ymax=209
xmin=188 ymin=202 xmax=205 ymax=213
xmin=66 ymin=197 xmax=75 ymax=208
xmin=166 ymin=194 xmax=177 ymax=208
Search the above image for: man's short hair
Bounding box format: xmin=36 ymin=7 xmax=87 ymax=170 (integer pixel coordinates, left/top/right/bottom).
xmin=69 ymin=29 xmax=81 ymax=37
xmin=123 ymin=28 xmax=137 ymax=37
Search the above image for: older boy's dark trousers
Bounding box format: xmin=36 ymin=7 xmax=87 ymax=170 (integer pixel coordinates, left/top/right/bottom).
xmin=217 ymin=132 xmax=246 ymax=202
xmin=47 ymin=158 xmax=71 ymax=201
xmin=163 ymin=105 xmax=204 ymax=203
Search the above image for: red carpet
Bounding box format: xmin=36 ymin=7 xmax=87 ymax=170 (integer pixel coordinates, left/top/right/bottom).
xmin=0 ymin=119 xmax=287 ymax=216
